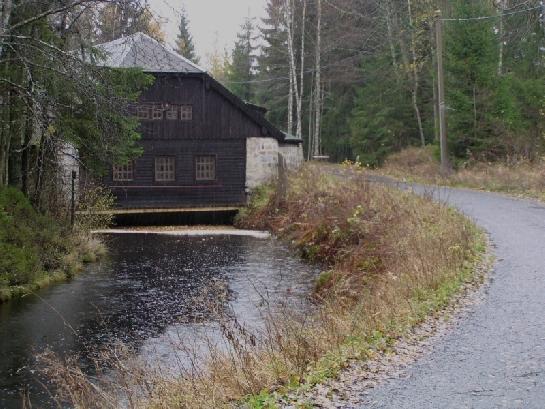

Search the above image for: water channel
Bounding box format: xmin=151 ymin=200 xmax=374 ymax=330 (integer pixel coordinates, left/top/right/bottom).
xmin=0 ymin=232 xmax=319 ymax=408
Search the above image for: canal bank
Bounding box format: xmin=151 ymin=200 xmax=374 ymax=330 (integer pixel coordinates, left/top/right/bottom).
xmin=0 ymin=187 xmax=107 ymax=304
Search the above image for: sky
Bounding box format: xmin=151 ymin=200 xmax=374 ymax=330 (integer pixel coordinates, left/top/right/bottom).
xmin=148 ymin=0 xmax=268 ymax=67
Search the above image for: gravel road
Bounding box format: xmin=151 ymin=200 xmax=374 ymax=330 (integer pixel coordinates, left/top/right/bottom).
xmin=358 ymin=184 xmax=545 ymax=409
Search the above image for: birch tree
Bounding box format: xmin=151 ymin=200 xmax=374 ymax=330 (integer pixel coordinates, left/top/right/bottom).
xmin=284 ymin=0 xmax=306 ymax=139
xmin=313 ymin=0 xmax=322 ymax=158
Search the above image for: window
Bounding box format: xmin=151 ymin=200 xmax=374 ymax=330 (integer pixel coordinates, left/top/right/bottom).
xmin=165 ymin=105 xmax=178 ymax=120
xmin=136 ymin=104 xmax=150 ymax=119
xmin=152 ymin=104 xmax=163 ymax=120
xmin=113 ymin=162 xmax=134 ymax=182
xmin=180 ymin=105 xmax=193 ymax=121
xmin=155 ymin=157 xmax=175 ymax=182
xmin=195 ymin=156 xmax=216 ymax=181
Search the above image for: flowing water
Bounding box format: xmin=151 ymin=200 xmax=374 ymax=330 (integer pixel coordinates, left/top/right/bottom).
xmin=0 ymin=232 xmax=319 ymax=408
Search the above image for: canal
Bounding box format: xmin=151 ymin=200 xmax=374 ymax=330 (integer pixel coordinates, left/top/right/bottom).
xmin=0 ymin=231 xmax=319 ymax=408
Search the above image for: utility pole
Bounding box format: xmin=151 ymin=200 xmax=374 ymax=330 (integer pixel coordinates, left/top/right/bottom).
xmin=435 ymin=10 xmax=450 ymax=175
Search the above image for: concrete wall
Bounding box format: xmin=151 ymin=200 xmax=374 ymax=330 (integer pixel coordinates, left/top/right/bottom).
xmin=57 ymin=142 xmax=79 ymax=203
xmin=246 ymin=137 xmax=304 ymax=191
xmin=246 ymin=137 xmax=279 ymax=191
xmin=280 ymin=144 xmax=304 ymax=170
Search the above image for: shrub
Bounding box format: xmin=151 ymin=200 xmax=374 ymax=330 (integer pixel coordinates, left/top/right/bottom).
xmin=0 ymin=187 xmax=72 ymax=288
xmin=76 ymin=185 xmax=115 ymax=231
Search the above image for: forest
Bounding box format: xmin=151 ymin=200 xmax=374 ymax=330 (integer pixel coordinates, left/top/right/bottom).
xmin=224 ymin=0 xmax=545 ymax=166
xmin=0 ymin=0 xmax=544 ymax=210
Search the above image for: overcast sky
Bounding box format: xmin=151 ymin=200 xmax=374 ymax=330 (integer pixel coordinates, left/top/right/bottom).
xmin=148 ymin=0 xmax=268 ymax=67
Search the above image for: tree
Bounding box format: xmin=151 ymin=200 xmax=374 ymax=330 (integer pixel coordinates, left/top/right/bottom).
xmin=0 ymin=0 xmax=153 ymax=210
xmin=256 ymin=0 xmax=290 ymax=129
xmin=227 ymin=17 xmax=258 ymax=102
xmin=205 ymin=32 xmax=231 ymax=82
xmin=96 ymin=1 xmax=165 ymax=43
xmin=445 ymin=0 xmax=500 ymax=158
xmin=174 ymin=6 xmax=199 ymax=63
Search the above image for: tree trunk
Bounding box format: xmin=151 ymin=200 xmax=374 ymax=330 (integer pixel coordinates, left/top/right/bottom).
xmin=384 ymin=0 xmax=400 ymax=79
xmin=430 ymin=26 xmax=439 ymax=142
xmin=0 ymin=0 xmax=12 ymax=185
xmin=0 ymin=0 xmax=12 ymax=57
xmin=473 ymin=82 xmax=477 ymax=140
xmin=296 ymin=0 xmax=306 ymax=140
xmin=307 ymin=72 xmax=314 ymax=160
xmin=313 ymin=0 xmax=322 ymax=158
xmin=407 ymin=0 xmax=425 ymax=146
xmin=497 ymin=0 xmax=505 ymax=76
xmin=285 ymin=0 xmax=295 ymax=135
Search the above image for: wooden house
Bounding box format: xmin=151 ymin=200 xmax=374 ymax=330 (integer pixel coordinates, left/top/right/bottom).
xmin=94 ymin=33 xmax=303 ymax=209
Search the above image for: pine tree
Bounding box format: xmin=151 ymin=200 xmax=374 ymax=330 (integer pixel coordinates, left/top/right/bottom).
xmin=445 ymin=0 xmax=499 ymax=158
xmin=255 ymin=0 xmax=289 ymax=128
xmin=174 ymin=6 xmax=199 ymax=63
xmin=227 ymin=17 xmax=258 ymax=102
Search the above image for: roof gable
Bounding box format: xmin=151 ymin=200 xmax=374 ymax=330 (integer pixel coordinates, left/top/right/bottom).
xmin=93 ymin=32 xmax=205 ymax=73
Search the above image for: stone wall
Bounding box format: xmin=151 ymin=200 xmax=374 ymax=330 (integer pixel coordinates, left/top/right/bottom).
xmin=280 ymin=144 xmax=304 ymax=170
xmin=246 ymin=137 xmax=303 ymax=191
xmin=246 ymin=137 xmax=279 ymax=191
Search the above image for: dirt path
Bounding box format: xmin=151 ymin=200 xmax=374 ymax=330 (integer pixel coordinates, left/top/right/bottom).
xmin=352 ymin=182 xmax=545 ymax=408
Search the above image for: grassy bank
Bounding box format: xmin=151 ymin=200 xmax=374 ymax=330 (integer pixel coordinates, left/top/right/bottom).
xmin=380 ymin=146 xmax=545 ymax=201
xmin=45 ymin=164 xmax=485 ymax=409
xmin=0 ymin=187 xmax=106 ymax=303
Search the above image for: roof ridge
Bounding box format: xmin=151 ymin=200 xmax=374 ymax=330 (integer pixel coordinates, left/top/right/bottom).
xmin=135 ymin=32 xmax=207 ymax=73
xmin=93 ymin=32 xmax=205 ymax=73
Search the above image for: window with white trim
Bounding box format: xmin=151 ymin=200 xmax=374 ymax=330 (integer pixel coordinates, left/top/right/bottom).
xmin=152 ymin=104 xmax=163 ymax=120
xmin=165 ymin=105 xmax=178 ymax=120
xmin=180 ymin=105 xmax=193 ymax=121
xmin=136 ymin=104 xmax=150 ymax=119
xmin=195 ymin=156 xmax=216 ymax=181
xmin=155 ymin=157 xmax=175 ymax=182
xmin=113 ymin=162 xmax=134 ymax=182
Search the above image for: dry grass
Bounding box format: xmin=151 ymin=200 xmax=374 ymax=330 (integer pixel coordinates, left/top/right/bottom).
xmin=42 ymin=164 xmax=483 ymax=409
xmin=381 ymin=146 xmax=545 ymax=200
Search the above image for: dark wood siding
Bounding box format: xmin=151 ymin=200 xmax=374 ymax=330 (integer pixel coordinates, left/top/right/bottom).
xmin=103 ymin=73 xmax=265 ymax=208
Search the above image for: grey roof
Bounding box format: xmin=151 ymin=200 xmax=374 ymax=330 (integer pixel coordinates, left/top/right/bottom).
xmin=93 ymin=32 xmax=205 ymax=73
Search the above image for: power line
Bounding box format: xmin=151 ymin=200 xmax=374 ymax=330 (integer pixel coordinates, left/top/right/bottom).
xmin=441 ymin=5 xmax=541 ymax=22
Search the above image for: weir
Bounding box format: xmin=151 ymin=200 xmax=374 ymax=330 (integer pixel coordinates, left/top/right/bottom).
xmin=77 ymin=206 xmax=241 ymax=226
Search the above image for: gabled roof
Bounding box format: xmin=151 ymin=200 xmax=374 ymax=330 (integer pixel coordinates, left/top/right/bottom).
xmin=91 ymin=33 xmax=301 ymax=146
xmin=93 ymin=32 xmax=205 ymax=73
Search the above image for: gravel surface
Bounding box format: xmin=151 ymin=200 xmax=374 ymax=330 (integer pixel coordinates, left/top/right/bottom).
xmin=285 ymin=179 xmax=545 ymax=408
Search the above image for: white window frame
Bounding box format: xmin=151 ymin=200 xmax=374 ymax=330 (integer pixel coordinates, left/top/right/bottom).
xmin=113 ymin=162 xmax=134 ymax=182
xmin=155 ymin=156 xmax=175 ymax=182
xmin=136 ymin=104 xmax=150 ymax=120
xmin=152 ymin=104 xmax=163 ymax=120
xmin=195 ymin=155 xmax=216 ymax=181
xmin=180 ymin=105 xmax=193 ymax=121
xmin=165 ymin=105 xmax=178 ymax=120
